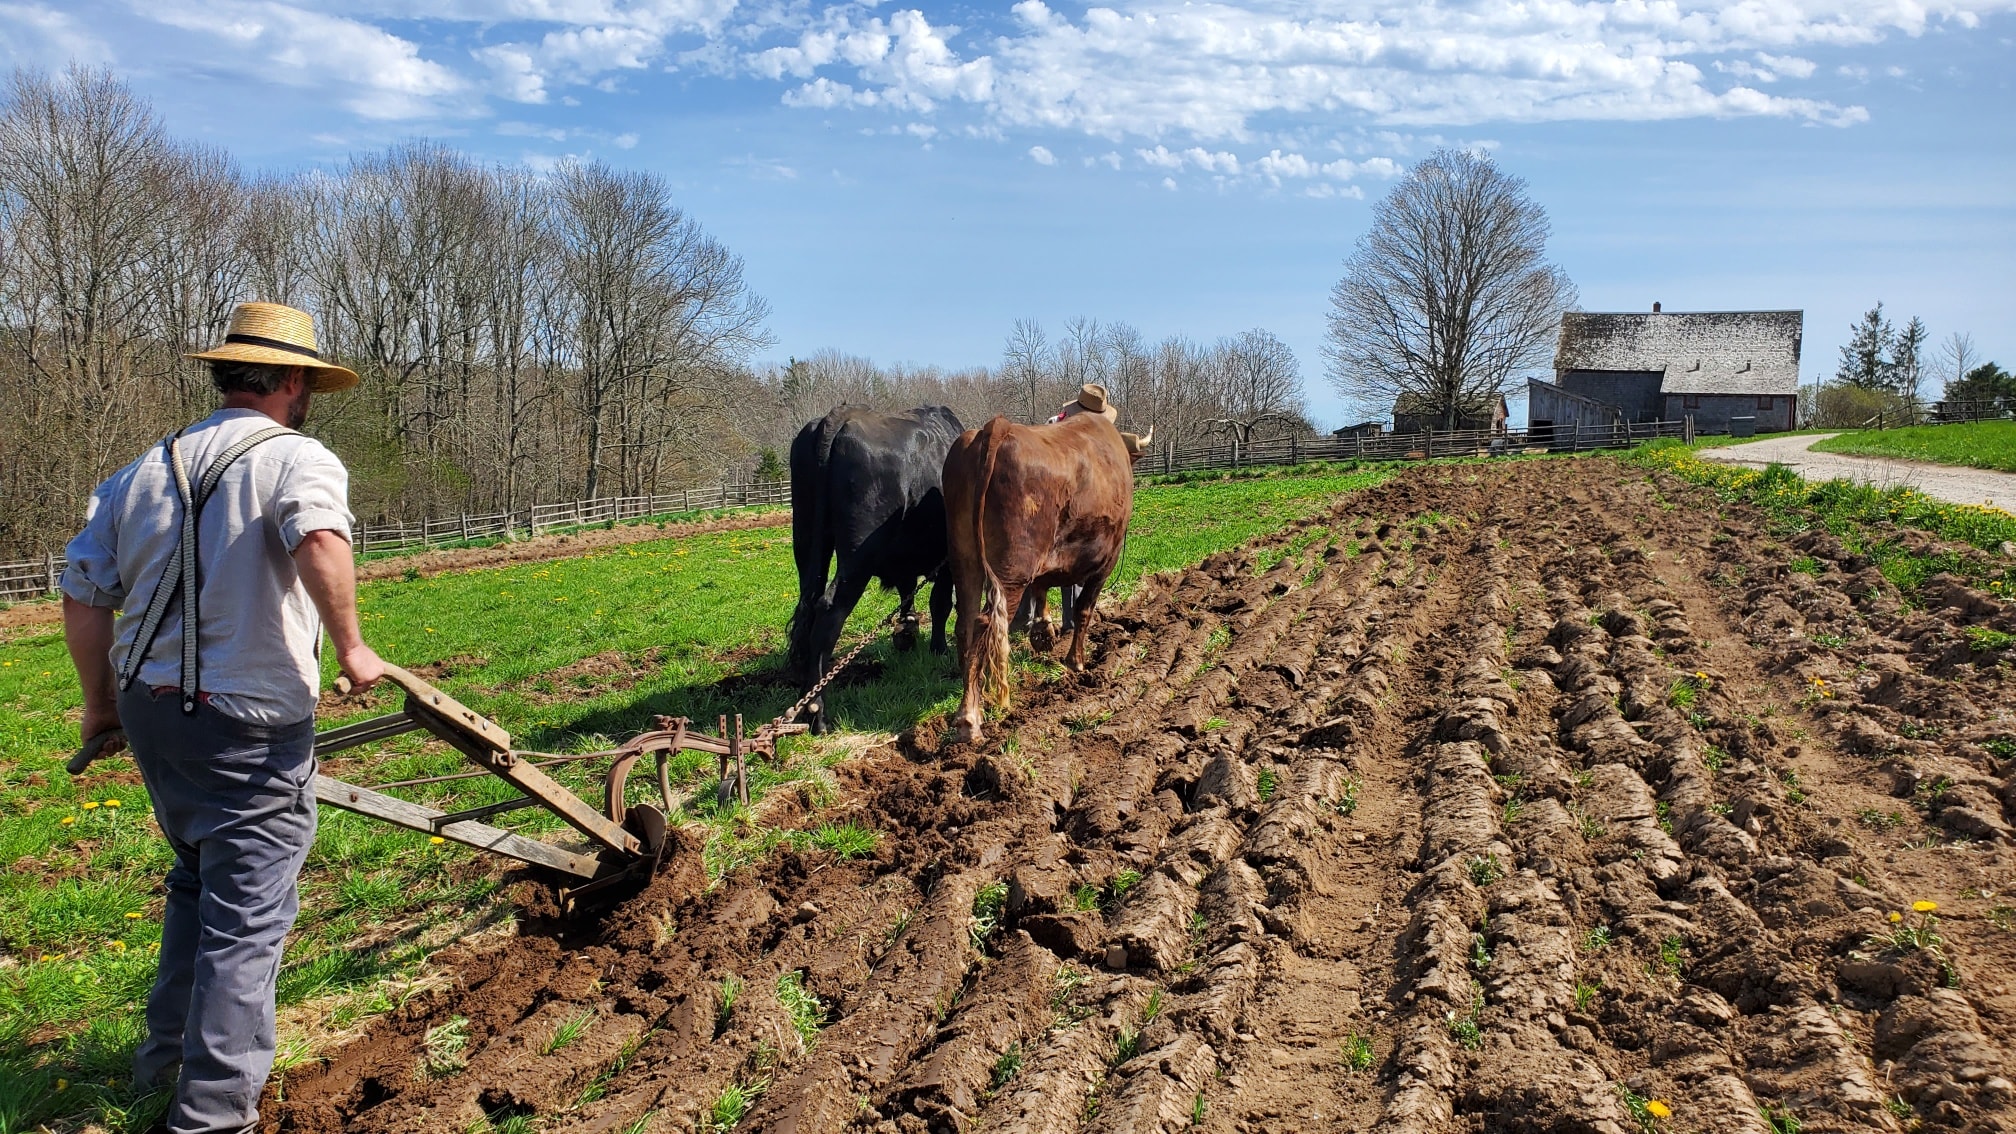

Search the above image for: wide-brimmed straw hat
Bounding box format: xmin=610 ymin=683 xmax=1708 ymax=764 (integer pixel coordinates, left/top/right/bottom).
xmin=1061 ymin=383 xmax=1119 ymax=423
xmin=186 ymin=303 xmax=358 ymax=393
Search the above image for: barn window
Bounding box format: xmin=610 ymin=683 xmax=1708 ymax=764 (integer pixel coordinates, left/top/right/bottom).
xmin=1757 ymin=396 xmax=1773 ymax=410
xmin=1683 ymin=395 xmax=1701 ymax=409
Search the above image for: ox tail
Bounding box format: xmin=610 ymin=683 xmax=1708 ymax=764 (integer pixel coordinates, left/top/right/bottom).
xmin=971 ymin=418 xmax=1014 ymax=712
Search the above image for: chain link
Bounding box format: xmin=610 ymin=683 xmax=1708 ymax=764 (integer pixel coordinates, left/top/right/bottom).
xmin=774 ymin=607 xmax=904 ymax=729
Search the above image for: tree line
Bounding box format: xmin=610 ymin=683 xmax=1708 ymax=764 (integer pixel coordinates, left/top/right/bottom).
xmin=0 ymin=66 xmax=1314 ymax=560
xmin=1806 ymin=303 xmax=2007 ymax=426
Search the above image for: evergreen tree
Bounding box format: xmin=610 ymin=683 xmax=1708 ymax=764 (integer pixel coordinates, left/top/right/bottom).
xmin=1836 ymin=303 xmax=1893 ymax=390
xmin=1891 ymin=315 xmax=1928 ymax=401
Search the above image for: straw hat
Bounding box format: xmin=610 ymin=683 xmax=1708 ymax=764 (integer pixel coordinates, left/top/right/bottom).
xmin=186 ymin=303 xmax=358 ymax=393
xmin=1061 ymin=383 xmax=1118 ymax=423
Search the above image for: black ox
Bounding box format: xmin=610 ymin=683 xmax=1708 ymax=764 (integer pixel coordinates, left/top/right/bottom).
xmin=787 ymin=405 xmax=964 ymax=733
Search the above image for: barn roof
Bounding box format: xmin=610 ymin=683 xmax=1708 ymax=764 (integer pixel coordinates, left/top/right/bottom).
xmin=1554 ymin=310 xmax=1803 ymax=396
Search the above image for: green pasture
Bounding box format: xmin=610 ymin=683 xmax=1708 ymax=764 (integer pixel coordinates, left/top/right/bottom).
xmin=0 ymin=464 xmax=1388 ymax=1133
xmin=1809 ymin=421 xmax=2016 ymax=473
xmin=1627 ymin=440 xmax=2016 ymax=598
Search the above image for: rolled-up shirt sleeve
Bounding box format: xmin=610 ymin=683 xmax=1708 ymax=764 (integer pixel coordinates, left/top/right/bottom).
xmin=61 ymin=476 xmax=127 ymax=608
xmin=273 ymin=440 xmax=354 ymax=553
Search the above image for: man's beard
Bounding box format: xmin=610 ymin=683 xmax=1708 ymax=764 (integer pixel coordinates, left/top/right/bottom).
xmin=286 ymin=387 xmax=311 ymax=429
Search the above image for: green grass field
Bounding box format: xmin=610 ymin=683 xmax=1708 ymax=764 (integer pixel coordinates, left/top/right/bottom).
xmin=0 ymin=463 xmax=1389 ymax=1132
xmin=1626 ymin=440 xmax=2016 ymax=597
xmin=1809 ymin=421 xmax=2016 ymax=473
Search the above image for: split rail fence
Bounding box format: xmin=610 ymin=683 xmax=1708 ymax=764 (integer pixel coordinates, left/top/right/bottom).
xmin=1 ymin=419 xmax=1683 ymax=603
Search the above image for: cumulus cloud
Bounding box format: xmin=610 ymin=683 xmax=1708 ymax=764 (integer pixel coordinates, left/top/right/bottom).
xmin=11 ymin=0 xmax=2001 ymax=160
xmin=1028 ymin=144 xmax=1055 ymax=164
xmin=737 ymin=0 xmax=2005 ymax=138
xmin=148 ymin=0 xmax=470 ymax=118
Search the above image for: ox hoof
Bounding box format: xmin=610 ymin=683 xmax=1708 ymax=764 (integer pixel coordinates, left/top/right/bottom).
xmin=1027 ymin=620 xmax=1058 ymax=654
xmin=892 ymin=625 xmax=921 ymax=652
xmin=952 ymin=720 xmax=985 ymax=745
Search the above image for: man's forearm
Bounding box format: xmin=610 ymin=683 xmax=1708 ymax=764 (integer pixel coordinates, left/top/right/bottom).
xmin=294 ymin=529 xmax=365 ymax=653
xmin=63 ymin=596 xmax=118 ymax=716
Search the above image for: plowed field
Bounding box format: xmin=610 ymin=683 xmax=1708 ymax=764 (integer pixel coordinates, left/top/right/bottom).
xmin=268 ymin=458 xmax=2016 ymax=1134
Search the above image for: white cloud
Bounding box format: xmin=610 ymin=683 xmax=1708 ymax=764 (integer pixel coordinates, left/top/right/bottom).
xmin=1028 ymin=144 xmax=1055 ymax=164
xmin=0 ymin=2 xmax=115 ymax=67
xmin=740 ymin=0 xmax=2010 ymax=139
xmin=148 ymin=0 xmax=469 ymax=119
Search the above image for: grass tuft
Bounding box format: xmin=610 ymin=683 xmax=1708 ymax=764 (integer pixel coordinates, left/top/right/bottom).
xmin=775 ymin=971 xmax=824 ymax=1051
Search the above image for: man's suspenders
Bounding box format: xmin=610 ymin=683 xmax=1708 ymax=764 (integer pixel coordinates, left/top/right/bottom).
xmin=115 ymin=426 xmax=298 ymax=714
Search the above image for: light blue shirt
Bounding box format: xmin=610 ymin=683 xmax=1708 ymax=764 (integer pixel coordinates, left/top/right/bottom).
xmin=63 ymin=408 xmax=353 ymax=724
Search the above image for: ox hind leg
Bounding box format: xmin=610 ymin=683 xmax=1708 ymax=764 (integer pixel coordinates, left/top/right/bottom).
xmin=928 ymin=565 xmax=953 ymax=655
xmin=805 ymin=569 xmax=873 ymax=734
xmin=1024 ymin=587 xmax=1058 ymax=654
xmin=892 ymin=578 xmax=922 ymax=652
xmin=1063 ymin=576 xmax=1106 ymax=672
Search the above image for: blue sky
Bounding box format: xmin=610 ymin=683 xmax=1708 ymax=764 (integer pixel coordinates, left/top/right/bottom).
xmin=4 ymin=0 xmax=2011 ymax=427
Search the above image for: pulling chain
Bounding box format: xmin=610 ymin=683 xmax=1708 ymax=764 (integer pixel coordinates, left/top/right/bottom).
xmin=774 ymin=607 xmax=903 ymax=729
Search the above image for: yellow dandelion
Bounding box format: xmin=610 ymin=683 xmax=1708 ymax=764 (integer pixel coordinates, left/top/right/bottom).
xmin=59 ymin=816 xmax=75 ymax=826
xmin=1646 ymin=1100 xmax=1672 ymax=1119
xmin=54 ymin=1078 xmax=67 ymax=1092
xmin=1913 ymin=900 xmax=1938 ymax=913
xmin=1694 ymin=672 xmax=1707 ymax=680
xmin=1889 ymin=911 xmax=1903 ymax=922
xmin=125 ymin=911 xmax=142 ymax=920
xmin=102 ymin=799 xmax=120 ymax=808
xmin=82 ymin=801 xmax=99 ymax=811
xmin=425 ymin=627 xmax=436 ymax=633
xmin=429 ymin=836 xmax=446 ymax=846
xmin=108 ymin=940 xmax=127 ymax=952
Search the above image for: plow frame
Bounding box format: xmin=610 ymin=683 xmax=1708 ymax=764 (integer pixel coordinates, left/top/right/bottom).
xmin=313 ymin=665 xmax=808 ymax=903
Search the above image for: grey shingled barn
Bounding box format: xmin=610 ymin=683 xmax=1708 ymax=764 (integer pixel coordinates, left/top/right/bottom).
xmin=1529 ymin=306 xmax=1803 ymax=436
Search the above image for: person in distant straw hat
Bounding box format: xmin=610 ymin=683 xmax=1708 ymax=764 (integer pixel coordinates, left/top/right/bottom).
xmin=61 ymin=301 xmax=382 ymax=1134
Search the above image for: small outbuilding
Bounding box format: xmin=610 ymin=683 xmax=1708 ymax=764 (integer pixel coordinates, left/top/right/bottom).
xmin=1532 ymin=306 xmax=1803 ymax=434
xmin=1392 ymin=392 xmax=1509 ymax=435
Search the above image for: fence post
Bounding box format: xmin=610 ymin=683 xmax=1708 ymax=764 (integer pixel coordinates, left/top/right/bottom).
xmin=358 ymin=523 xmax=369 ymax=557
xmin=44 ymin=551 xmax=56 ymax=596
xmin=1290 ymin=435 xmax=1299 ymax=465
xmin=1683 ymin=415 xmax=1695 ymax=444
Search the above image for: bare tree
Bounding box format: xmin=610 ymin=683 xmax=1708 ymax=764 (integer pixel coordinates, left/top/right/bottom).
xmin=1938 ymin=332 xmax=1979 ymax=400
xmin=1324 ymin=148 xmax=1576 ymax=429
xmin=1002 ymin=318 xmax=1052 ymax=423
xmin=1204 ymin=328 xmax=1307 ymax=443
xmin=0 ymin=66 xmax=195 ymax=552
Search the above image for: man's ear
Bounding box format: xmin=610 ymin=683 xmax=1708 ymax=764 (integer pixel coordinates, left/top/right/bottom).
xmin=283 ymin=366 xmax=308 ymax=395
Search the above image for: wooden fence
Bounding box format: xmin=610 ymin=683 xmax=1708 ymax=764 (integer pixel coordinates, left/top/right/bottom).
xmin=1 ymin=480 xmax=792 ymax=603
xmin=1145 ymin=418 xmax=1687 ymax=476
xmin=0 ymin=420 xmax=1684 ymax=603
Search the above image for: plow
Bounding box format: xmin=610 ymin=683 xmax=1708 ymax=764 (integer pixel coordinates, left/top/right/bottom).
xmin=309 ymin=664 xmax=810 ymax=911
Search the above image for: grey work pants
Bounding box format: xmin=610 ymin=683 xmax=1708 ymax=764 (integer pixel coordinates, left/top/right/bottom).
xmin=119 ymin=686 xmax=316 ymax=1134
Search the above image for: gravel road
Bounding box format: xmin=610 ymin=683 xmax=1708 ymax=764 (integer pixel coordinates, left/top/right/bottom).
xmin=1699 ymin=431 xmax=2016 ymax=510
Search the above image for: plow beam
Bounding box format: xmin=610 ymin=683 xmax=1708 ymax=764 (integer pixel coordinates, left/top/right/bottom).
xmin=378 ymin=664 xmax=643 ymax=860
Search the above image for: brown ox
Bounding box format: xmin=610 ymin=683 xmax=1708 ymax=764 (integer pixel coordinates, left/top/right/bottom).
xmin=942 ymin=412 xmax=1140 ymax=743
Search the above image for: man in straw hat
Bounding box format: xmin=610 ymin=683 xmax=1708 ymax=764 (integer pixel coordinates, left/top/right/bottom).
xmin=61 ymin=302 xmax=384 ymax=1134
xmin=1047 ymin=382 xmax=1119 ymax=424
